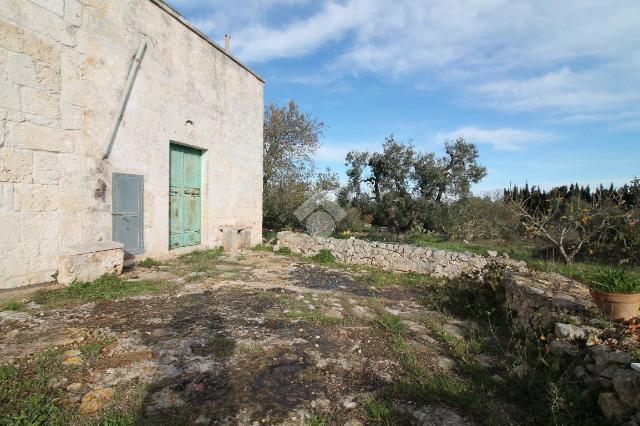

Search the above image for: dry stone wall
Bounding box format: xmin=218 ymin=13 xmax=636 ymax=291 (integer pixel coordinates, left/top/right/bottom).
xmin=276 ymin=231 xmax=525 ymax=278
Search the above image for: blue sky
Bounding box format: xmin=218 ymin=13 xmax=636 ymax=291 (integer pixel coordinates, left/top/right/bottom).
xmin=171 ymin=0 xmax=640 ymax=193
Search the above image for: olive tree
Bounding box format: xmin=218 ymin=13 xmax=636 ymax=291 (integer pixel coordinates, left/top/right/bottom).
xmin=263 ymin=100 xmax=327 ymax=229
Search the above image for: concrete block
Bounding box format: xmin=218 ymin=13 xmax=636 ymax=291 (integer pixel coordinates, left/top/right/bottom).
xmin=20 ymin=86 xmax=60 ymax=118
xmin=34 ymin=61 xmax=62 ymax=93
xmin=23 ymin=31 xmax=61 ymax=64
xmin=14 ymin=183 xmax=59 ymax=211
xmin=0 ymin=183 xmax=14 ymax=210
xmin=57 ymin=240 xmax=124 ymax=285
xmin=0 ymin=18 xmax=23 ymax=51
xmin=33 ymin=151 xmax=60 ymax=184
xmin=0 ymin=211 xmax=20 ymax=242
xmin=6 ymin=50 xmax=38 ymax=87
xmin=0 ymin=80 xmax=21 ymax=110
xmin=10 ymin=121 xmax=74 ymax=152
xmin=60 ymin=102 xmax=83 ymax=129
xmin=0 ymin=148 xmax=33 ymax=183
xmin=19 ymin=211 xmax=59 ymax=241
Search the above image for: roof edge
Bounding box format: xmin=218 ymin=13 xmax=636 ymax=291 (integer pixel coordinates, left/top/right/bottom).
xmin=148 ymin=0 xmax=265 ymax=84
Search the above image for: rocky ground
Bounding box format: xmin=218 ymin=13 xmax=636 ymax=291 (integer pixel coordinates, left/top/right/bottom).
xmin=0 ymin=250 xmax=596 ymax=425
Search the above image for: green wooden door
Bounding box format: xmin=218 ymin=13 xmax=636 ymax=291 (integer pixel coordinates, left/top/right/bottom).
xmin=169 ymin=144 xmax=202 ymax=248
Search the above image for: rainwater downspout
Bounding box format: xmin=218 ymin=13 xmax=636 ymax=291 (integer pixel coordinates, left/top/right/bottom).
xmin=101 ymin=38 xmax=148 ymax=160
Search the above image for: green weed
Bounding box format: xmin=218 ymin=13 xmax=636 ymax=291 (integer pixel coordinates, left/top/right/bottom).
xmin=311 ymin=249 xmax=336 ymax=264
xmin=0 ymin=350 xmax=66 ymax=425
xmin=31 ymin=275 xmax=174 ymax=308
xmin=137 ymin=258 xmax=162 ymax=268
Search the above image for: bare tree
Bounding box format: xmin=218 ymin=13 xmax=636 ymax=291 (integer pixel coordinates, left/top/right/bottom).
xmin=507 ymin=191 xmax=621 ymax=264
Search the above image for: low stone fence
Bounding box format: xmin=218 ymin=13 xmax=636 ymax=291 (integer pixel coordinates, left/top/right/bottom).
xmin=276 ymin=231 xmax=526 ymax=278
xmin=501 ymin=271 xmax=640 ymax=424
xmin=501 ymin=270 xmax=594 ymax=330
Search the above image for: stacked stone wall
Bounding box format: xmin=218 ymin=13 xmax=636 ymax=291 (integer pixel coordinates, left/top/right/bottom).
xmin=276 ymin=231 xmax=526 ymax=278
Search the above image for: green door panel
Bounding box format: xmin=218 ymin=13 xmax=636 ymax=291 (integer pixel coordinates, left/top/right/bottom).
xmin=169 ymin=144 xmax=202 ymax=249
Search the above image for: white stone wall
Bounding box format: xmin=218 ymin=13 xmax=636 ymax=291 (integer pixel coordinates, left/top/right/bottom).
xmin=0 ymin=0 xmax=264 ymax=288
xmin=277 ymin=232 xmax=494 ymax=278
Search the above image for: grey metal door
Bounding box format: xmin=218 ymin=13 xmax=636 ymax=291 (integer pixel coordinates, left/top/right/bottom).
xmin=112 ymin=173 xmax=144 ymax=254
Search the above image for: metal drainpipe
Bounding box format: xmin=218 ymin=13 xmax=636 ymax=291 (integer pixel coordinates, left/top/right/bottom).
xmin=101 ymin=38 xmax=148 ymax=160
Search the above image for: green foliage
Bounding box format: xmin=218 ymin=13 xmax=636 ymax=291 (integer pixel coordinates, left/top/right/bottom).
xmin=276 ymin=246 xmax=293 ymax=255
xmin=80 ymin=337 xmax=114 ymax=359
xmin=137 ymin=258 xmax=161 ymax=268
xmin=584 ymin=266 xmax=640 ymax=294
xmin=263 ymin=100 xmax=335 ymax=229
xmin=285 ymin=309 xmax=343 ymax=326
xmin=31 ymin=275 xmax=174 ymax=308
xmin=343 ymin=136 xmax=486 ymax=233
xmin=178 ymin=248 xmax=224 ymax=263
xmin=0 ymin=350 xmax=66 ymax=425
xmin=252 ymin=244 xmax=274 ymax=252
xmin=359 ymin=269 xmax=435 ymax=289
xmin=304 ymin=414 xmax=327 ymax=426
xmin=376 ymin=312 xmax=406 ymax=336
xmin=204 ymin=335 xmax=236 ymax=358
xmin=1 ymin=300 xmax=25 ymax=312
xmin=311 ymin=249 xmax=335 ymax=264
xmin=362 ymin=396 xmax=395 ymax=425
xmin=100 ymin=410 xmax=136 ymax=426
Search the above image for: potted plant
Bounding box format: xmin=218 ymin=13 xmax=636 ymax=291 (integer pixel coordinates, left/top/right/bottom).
xmin=586 ymin=267 xmax=640 ymax=321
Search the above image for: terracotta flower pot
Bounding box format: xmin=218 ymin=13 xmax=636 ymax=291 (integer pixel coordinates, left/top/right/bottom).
xmin=589 ymin=289 xmax=640 ymax=321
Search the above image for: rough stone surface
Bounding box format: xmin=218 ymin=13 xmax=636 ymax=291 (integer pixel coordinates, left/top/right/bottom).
xmin=0 ymin=0 xmax=264 ymax=288
xmin=79 ymin=388 xmax=115 ymax=415
xmin=57 ymin=241 xmax=124 ymax=284
xmin=502 ymin=270 xmax=593 ymax=330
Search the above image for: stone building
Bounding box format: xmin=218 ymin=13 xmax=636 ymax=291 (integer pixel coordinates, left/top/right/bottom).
xmin=0 ymin=0 xmax=264 ymax=288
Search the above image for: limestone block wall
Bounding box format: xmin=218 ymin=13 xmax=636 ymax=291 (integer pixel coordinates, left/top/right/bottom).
xmin=0 ymin=0 xmax=263 ymax=288
xmin=276 ymin=231 xmax=506 ymax=278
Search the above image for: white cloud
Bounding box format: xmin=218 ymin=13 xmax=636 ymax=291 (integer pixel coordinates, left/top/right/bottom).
xmin=176 ymin=0 xmax=640 ymax=123
xmin=436 ymin=126 xmax=555 ymax=152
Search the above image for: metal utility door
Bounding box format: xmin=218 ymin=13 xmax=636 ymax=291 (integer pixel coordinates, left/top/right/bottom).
xmin=112 ymin=173 xmax=144 ymax=254
xmin=169 ymin=143 xmax=202 ymax=249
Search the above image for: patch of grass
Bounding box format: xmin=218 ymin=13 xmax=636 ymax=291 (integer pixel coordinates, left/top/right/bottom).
xmin=100 ymin=409 xmax=137 ymax=426
xmin=178 ymin=247 xmax=224 ymax=263
xmin=362 ymin=396 xmax=396 ymax=425
xmin=359 ymin=269 xmax=437 ymax=289
xmin=205 ymin=335 xmax=235 ymax=358
xmin=583 ymin=266 xmax=640 ymax=294
xmin=252 ymin=244 xmax=274 ymax=252
xmin=236 ymin=343 xmax=266 ymax=355
xmin=80 ymin=337 xmax=115 ymax=359
xmin=311 ymin=249 xmax=336 ymax=264
xmin=276 ymin=246 xmax=293 ymax=255
xmin=137 ymin=258 xmax=162 ymax=268
xmin=1 ymin=300 xmax=25 ymax=311
xmin=31 ymin=274 xmax=174 ymax=308
xmin=0 ymin=349 xmax=67 ymax=425
xmin=285 ymin=309 xmax=343 ymax=326
xmin=305 ymin=413 xmax=328 ymax=426
xmin=376 ymin=312 xmax=406 ymax=336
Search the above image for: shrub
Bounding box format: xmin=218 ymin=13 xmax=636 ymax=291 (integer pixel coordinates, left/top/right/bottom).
xmin=585 ymin=267 xmax=640 ymax=294
xmin=276 ymin=246 xmax=292 ymax=255
xmin=311 ymin=249 xmax=335 ymax=264
xmin=138 ymin=258 xmax=161 ymax=268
